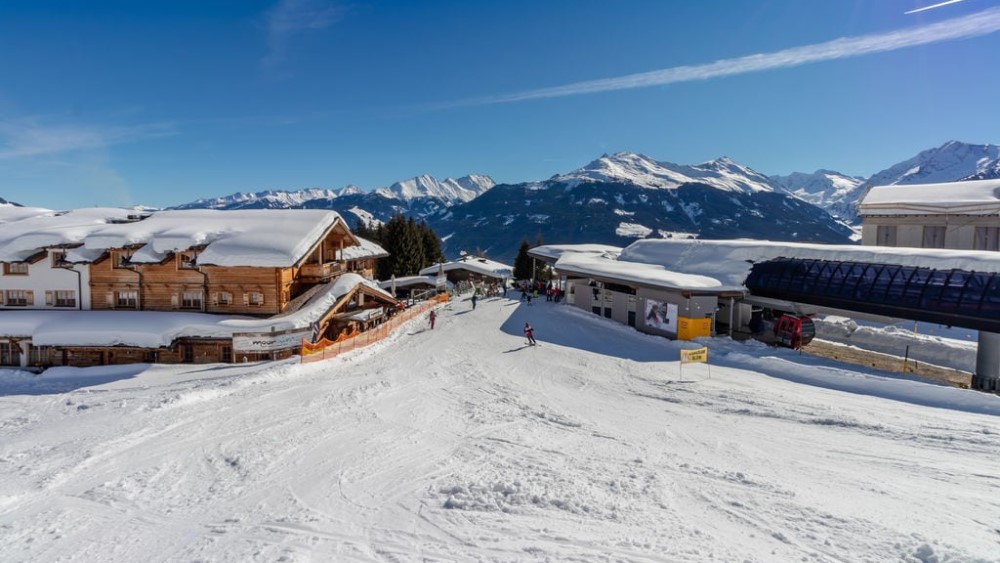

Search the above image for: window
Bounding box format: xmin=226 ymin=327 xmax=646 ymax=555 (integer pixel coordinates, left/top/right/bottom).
xmin=247 ymin=291 xmax=264 ymax=306
xmin=217 ymin=291 xmax=232 ymax=305
xmin=4 ymin=289 xmax=32 ymax=306
xmin=116 ymin=290 xmax=138 ymax=308
xmin=922 ymin=226 xmax=946 ymax=249
xmin=875 ymin=225 xmax=897 ymax=247
xmin=181 ymin=291 xmax=202 ymax=309
xmin=51 ymin=251 xmax=67 ymax=267
xmin=4 ymin=262 xmax=29 ymax=275
xmin=28 ymin=345 xmax=47 ymax=366
xmin=221 ymin=346 xmax=232 ymax=363
xmin=47 ymin=290 xmax=76 ymax=308
xmin=974 ymin=226 xmax=1000 ymax=251
xmin=113 ymin=251 xmax=131 ymax=269
xmin=0 ymin=342 xmax=20 ymax=366
xmin=178 ymin=252 xmax=197 ymax=269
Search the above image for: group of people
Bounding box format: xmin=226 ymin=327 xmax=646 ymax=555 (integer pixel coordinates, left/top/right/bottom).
xmin=517 ymin=280 xmax=562 ymax=304
xmin=427 ymin=278 xmax=546 ymax=345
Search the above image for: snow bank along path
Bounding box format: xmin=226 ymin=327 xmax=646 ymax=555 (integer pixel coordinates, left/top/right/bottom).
xmin=1 ymin=294 xmax=999 ymax=562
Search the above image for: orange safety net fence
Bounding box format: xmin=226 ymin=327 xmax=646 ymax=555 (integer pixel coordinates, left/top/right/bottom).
xmin=301 ymin=292 xmax=449 ymax=364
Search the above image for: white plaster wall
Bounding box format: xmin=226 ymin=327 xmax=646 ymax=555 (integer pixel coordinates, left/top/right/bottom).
xmin=0 ymin=251 xmax=91 ymax=310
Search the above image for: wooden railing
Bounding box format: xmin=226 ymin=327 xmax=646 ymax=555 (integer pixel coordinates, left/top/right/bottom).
xmin=300 ymin=262 xmax=345 ymax=281
xmin=301 ymin=293 xmax=449 ymax=364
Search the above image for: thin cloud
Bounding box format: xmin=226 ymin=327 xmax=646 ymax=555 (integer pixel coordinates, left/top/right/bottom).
xmin=0 ymin=118 xmax=176 ymax=160
xmin=906 ymin=0 xmax=970 ymax=15
xmin=262 ymin=0 xmax=343 ymax=67
xmin=460 ymin=6 xmax=1000 ymax=106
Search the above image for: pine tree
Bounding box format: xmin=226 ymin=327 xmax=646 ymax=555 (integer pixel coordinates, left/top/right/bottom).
xmin=363 ymin=215 xmax=446 ymax=280
xmin=418 ymin=220 xmax=444 ymax=268
xmin=513 ymin=239 xmax=532 ymax=281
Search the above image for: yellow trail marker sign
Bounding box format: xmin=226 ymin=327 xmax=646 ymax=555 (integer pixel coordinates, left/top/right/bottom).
xmin=680 ymin=347 xmax=708 ymax=364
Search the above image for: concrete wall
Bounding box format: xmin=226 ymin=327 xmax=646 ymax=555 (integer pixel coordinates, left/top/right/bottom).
xmin=861 ymin=215 xmax=1000 ymax=251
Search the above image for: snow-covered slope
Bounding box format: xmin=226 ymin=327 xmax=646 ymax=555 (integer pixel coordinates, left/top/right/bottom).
xmin=962 ymin=156 xmax=1000 ymax=181
xmin=552 ymin=152 xmax=777 ymax=193
xmin=1 ymin=296 xmax=997 ymax=562
xmin=770 ymin=170 xmax=865 ymax=217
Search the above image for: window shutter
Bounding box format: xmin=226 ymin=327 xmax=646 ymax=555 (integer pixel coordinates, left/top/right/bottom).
xmin=45 ymin=291 xmax=53 ymax=306
xmin=26 ymin=291 xmax=34 ymax=305
xmin=243 ymin=292 xmax=249 ymax=306
xmin=171 ymin=294 xmax=179 ymax=309
xmin=107 ymin=292 xmax=114 ymax=307
xmin=259 ymin=293 xmax=264 ymax=305
xmin=211 ymin=292 xmax=218 ymax=306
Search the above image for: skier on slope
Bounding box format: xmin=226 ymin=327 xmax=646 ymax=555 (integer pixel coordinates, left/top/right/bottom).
xmin=524 ymin=322 xmax=536 ymax=345
xmin=428 ymin=309 xmax=437 ymax=330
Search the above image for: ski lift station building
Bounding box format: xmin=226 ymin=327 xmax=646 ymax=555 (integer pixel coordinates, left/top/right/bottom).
xmin=531 ymin=239 xmax=1000 ymax=392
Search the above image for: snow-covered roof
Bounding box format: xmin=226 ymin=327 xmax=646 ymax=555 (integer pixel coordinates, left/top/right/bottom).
xmin=377 ymin=275 xmax=453 ymax=291
xmin=340 ymin=236 xmax=388 ymax=261
xmin=529 ymin=244 xmax=622 ymax=263
xmin=418 ymin=256 xmax=513 ymax=279
xmin=0 ymin=208 xmax=136 ymax=261
xmin=555 ymin=251 xmax=732 ymax=292
xmin=82 ymin=209 xmax=346 ymax=268
xmin=619 ymin=239 xmax=1000 ymax=288
xmin=0 ymin=273 xmax=392 ymax=347
xmin=859 ymin=179 xmax=1000 ymax=216
xmin=0 ymin=208 xmax=351 ymax=267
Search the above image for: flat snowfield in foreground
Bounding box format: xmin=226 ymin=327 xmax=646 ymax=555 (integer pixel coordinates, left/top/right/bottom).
xmin=2 ymin=296 xmax=999 ymax=562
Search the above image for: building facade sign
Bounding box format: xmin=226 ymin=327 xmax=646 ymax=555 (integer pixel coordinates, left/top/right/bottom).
xmin=233 ymin=328 xmax=311 ymax=352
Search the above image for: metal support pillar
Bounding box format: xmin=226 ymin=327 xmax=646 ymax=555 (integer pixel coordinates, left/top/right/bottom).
xmin=973 ymin=331 xmax=1000 ymax=392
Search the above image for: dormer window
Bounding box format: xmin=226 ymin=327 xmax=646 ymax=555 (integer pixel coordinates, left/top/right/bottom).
xmin=178 ymin=251 xmax=198 ymax=269
xmin=51 ymin=250 xmax=67 ymax=267
xmin=113 ymin=251 xmax=131 ymax=269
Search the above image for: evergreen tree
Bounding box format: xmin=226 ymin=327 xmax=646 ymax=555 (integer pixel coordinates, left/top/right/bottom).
xmin=364 ymin=215 xmax=446 ymax=280
xmin=395 ymin=217 xmax=425 ymax=276
xmin=353 ymin=217 xmax=375 ymax=241
xmin=513 ymin=239 xmax=533 ymax=281
xmin=418 ymin=220 xmax=444 ymax=268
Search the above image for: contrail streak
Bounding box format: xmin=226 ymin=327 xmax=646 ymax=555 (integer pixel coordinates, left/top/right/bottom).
xmin=461 ymin=6 xmax=1000 ymax=106
xmin=905 ymin=0 xmax=969 ymax=15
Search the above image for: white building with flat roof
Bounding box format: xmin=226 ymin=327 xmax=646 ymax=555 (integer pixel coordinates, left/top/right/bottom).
xmin=858 ymin=179 xmax=1000 ymax=251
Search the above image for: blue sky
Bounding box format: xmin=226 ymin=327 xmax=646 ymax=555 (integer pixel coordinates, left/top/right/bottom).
xmin=1 ymin=0 xmax=999 ymax=209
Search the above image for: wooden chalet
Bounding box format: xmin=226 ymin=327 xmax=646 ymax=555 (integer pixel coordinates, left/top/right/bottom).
xmin=0 ymin=209 xmax=399 ymax=368
xmin=86 ymin=209 xmax=364 ymax=316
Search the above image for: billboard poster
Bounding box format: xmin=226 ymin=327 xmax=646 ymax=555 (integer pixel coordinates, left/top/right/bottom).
xmin=644 ymin=299 xmax=678 ymax=331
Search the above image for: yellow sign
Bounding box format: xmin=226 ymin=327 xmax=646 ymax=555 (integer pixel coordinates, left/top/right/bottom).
xmin=680 ymin=347 xmax=708 ymax=364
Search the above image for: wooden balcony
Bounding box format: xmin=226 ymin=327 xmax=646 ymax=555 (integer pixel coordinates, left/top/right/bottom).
xmin=300 ymin=261 xmax=344 ymax=282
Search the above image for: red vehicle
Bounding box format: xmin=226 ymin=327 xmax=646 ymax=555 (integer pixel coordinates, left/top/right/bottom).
xmin=773 ymin=315 xmax=816 ymax=350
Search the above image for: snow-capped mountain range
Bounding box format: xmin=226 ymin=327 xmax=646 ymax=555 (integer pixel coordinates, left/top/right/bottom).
xmin=373 ymin=174 xmax=494 ymax=203
xmin=825 ymin=141 xmax=1000 ymax=222
xmin=769 ymin=170 xmax=866 ymax=216
xmin=3 ymin=140 xmax=998 ymax=262
xmin=552 ymin=153 xmax=775 ymax=193
xmin=175 ymin=174 xmax=494 ymax=213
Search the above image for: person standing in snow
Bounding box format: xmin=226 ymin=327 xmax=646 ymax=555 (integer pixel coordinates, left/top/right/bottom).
xmin=428 ymin=309 xmax=437 ymax=330
xmin=471 ymin=294 xmax=478 ymax=310
xmin=524 ymin=322 xmax=536 ymax=345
